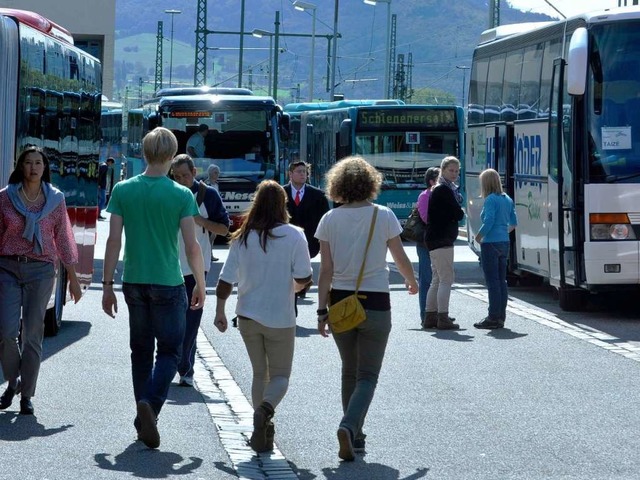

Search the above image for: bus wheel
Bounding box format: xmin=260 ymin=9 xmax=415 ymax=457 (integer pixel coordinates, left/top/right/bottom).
xmin=44 ymin=268 xmax=67 ymax=337
xmin=558 ymin=286 xmax=586 ymax=312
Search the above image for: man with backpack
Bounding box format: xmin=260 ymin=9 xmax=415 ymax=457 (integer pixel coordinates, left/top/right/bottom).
xmin=171 ymin=154 xmax=230 ymax=387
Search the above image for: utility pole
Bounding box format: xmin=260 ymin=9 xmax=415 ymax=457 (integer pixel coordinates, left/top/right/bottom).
xmin=388 ymin=13 xmax=397 ymax=99
xmin=154 ymin=21 xmax=163 ymax=93
xmin=489 ymin=0 xmax=500 ymax=28
xmin=194 ymin=0 xmax=207 ymax=86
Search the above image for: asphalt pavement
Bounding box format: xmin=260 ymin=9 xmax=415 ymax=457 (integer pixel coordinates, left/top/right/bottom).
xmin=1 ymin=214 xmax=640 ymax=480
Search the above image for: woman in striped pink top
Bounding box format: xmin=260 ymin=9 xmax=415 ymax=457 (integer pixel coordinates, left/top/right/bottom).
xmin=0 ymin=146 xmax=82 ymax=415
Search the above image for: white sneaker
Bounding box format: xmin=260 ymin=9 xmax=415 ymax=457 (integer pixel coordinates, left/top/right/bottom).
xmin=179 ymin=376 xmax=193 ymax=387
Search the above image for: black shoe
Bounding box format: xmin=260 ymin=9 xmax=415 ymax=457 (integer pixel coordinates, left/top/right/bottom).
xmin=0 ymin=381 xmax=21 ymax=410
xmin=353 ymin=434 xmax=366 ymax=453
xmin=337 ymin=426 xmax=355 ymax=461
xmin=211 ymin=256 xmax=219 ymax=262
xmin=136 ymin=400 xmax=160 ymax=448
xmin=474 ymin=317 xmax=502 ymax=329
xmin=19 ymin=397 xmax=34 ymax=415
xmin=250 ymin=403 xmax=274 ymax=452
xmin=98 ymin=215 xmax=106 ymax=221
xmin=265 ymin=421 xmax=275 ymax=452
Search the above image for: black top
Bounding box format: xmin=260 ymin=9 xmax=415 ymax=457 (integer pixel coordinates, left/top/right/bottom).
xmin=284 ymin=183 xmax=330 ymax=258
xmin=424 ymin=183 xmax=464 ymax=251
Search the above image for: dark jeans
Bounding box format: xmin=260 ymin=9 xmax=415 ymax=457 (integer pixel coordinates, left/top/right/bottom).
xmin=178 ymin=273 xmax=207 ymax=378
xmin=123 ymin=282 xmax=187 ymax=415
xmin=332 ymin=309 xmax=391 ymax=439
xmin=480 ymin=241 xmax=510 ymax=320
xmin=416 ymin=243 xmax=432 ymax=318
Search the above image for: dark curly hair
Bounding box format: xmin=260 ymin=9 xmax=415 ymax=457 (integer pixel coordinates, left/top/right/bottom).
xmin=8 ymin=146 xmax=51 ymax=184
xmin=324 ymin=156 xmax=381 ymax=204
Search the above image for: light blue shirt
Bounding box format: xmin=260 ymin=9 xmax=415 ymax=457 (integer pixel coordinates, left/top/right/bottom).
xmin=477 ymin=193 xmax=517 ymax=243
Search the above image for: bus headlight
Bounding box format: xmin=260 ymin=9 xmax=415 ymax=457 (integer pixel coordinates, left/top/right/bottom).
xmin=589 ymin=213 xmax=635 ymax=240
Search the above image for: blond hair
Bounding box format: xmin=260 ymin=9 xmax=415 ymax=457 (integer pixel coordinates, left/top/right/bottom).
xmin=479 ymin=168 xmax=503 ymax=197
xmin=440 ymin=155 xmax=460 ymax=172
xmin=143 ymin=127 xmax=178 ymax=165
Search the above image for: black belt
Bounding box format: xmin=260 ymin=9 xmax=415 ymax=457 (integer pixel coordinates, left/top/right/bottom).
xmin=1 ymin=255 xmax=42 ymax=263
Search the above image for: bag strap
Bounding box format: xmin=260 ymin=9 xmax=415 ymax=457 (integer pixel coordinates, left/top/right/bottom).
xmin=355 ymin=206 xmax=378 ymax=294
xmin=196 ymin=180 xmax=207 ymax=207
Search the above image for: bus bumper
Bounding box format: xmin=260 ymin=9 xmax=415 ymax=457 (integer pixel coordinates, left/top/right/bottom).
xmin=583 ymin=241 xmax=640 ymax=285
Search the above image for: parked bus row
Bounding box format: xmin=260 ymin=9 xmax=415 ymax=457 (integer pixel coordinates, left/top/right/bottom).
xmin=0 ymin=8 xmax=102 ymax=335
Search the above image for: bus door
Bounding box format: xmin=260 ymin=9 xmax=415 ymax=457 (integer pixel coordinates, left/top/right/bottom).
xmin=548 ymin=57 xmax=579 ymax=290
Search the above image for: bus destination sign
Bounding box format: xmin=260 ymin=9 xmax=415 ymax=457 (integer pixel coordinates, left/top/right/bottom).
xmin=357 ymin=108 xmax=457 ymax=130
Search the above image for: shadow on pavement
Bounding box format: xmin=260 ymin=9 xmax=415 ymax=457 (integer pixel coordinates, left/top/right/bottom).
xmin=0 ymin=413 xmax=73 ymax=441
xmin=94 ymin=442 xmax=203 ymax=477
xmin=322 ymin=462 xmax=429 ymax=479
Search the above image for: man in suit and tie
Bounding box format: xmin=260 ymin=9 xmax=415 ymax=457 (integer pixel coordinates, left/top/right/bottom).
xmin=284 ymin=160 xmax=330 ymax=299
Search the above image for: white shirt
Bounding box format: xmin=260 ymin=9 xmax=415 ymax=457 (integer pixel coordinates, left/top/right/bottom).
xmin=219 ymin=224 xmax=312 ymax=328
xmin=315 ymin=204 xmax=402 ymax=292
xmin=179 ymin=197 xmax=211 ymax=275
xmin=187 ymin=133 xmax=205 ymax=158
xmin=291 ymin=185 xmax=305 ymax=202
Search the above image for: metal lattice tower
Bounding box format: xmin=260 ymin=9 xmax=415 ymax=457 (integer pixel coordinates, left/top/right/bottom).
xmin=194 ymin=0 xmax=208 ymax=86
xmin=388 ymin=13 xmax=397 ymax=99
xmin=393 ymin=53 xmax=405 ymax=101
xmin=154 ymin=21 xmax=163 ymax=93
xmin=489 ymin=0 xmax=500 ymax=28
xmin=406 ymin=52 xmax=413 ymax=103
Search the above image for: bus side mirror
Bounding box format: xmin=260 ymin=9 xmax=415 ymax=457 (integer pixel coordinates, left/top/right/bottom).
xmin=567 ymin=27 xmax=588 ymax=96
xmin=280 ymin=113 xmax=290 ymax=142
xmin=339 ymin=119 xmax=351 ymax=148
xmin=147 ymin=113 xmax=159 ymax=131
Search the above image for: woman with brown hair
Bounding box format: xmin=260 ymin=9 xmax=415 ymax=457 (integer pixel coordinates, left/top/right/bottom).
xmin=315 ymin=156 xmax=418 ymax=461
xmin=0 ymin=146 xmax=82 ymax=415
xmin=214 ymin=180 xmax=313 ymax=453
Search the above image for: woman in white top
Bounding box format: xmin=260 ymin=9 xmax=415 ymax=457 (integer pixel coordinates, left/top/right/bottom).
xmin=214 ymin=180 xmax=312 ymax=453
xmin=315 ymin=156 xmax=418 ymax=461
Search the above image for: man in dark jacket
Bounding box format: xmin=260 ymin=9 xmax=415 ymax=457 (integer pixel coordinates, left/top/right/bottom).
xmin=98 ymin=157 xmax=115 ymax=220
xmin=284 ymin=161 xmax=330 ymax=299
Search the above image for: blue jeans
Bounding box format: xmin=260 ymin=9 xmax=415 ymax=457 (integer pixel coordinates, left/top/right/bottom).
xmin=98 ymin=188 xmax=107 ymax=214
xmin=123 ymin=282 xmax=187 ymax=415
xmin=332 ymin=309 xmax=391 ymax=439
xmin=178 ymin=273 xmax=207 ymax=378
xmin=416 ymin=243 xmax=432 ymax=318
xmin=0 ymin=257 xmax=55 ymax=397
xmin=480 ymin=242 xmax=510 ymax=320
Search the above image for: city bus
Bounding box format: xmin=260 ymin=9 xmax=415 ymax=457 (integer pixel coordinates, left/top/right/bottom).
xmin=464 ymin=6 xmax=640 ymax=310
xmin=0 ymin=8 xmax=102 ymax=335
xmin=299 ymin=103 xmax=465 ymax=220
xmin=129 ymin=87 xmax=289 ymax=229
xmin=100 ymin=100 xmax=124 ymax=183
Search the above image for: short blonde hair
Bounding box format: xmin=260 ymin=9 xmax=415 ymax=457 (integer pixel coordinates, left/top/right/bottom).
xmin=440 ymin=155 xmax=461 ymax=171
xmin=143 ymin=127 xmax=178 ymax=165
xmin=325 ymin=156 xmax=381 ymax=204
xmin=479 ymin=168 xmax=503 ymax=197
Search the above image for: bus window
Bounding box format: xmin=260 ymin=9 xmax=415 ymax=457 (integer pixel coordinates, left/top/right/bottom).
xmin=469 ymin=58 xmax=489 ymax=124
xmin=485 ymin=54 xmax=506 ymax=123
xmin=518 ymin=43 xmax=544 ymax=120
xmin=501 ymin=49 xmax=523 ymax=122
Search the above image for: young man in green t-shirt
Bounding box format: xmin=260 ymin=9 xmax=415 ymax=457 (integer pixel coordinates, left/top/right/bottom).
xmin=101 ymin=127 xmax=206 ymax=449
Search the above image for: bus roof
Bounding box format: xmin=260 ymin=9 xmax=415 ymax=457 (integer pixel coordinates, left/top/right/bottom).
xmin=479 ymin=6 xmax=640 ymax=45
xmin=154 ymin=87 xmax=254 ymax=98
xmin=0 ymin=8 xmax=74 ymax=45
xmin=155 ymin=93 xmax=277 ymax=109
xmin=284 ymin=98 xmax=405 ymax=113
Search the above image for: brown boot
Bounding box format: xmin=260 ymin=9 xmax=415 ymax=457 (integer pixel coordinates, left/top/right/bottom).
xmin=422 ymin=311 xmax=438 ymax=329
xmin=437 ymin=312 xmax=459 ymax=330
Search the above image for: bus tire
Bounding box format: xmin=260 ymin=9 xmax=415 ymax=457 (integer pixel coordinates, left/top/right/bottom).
xmin=44 ymin=268 xmax=67 ymax=337
xmin=558 ymin=286 xmax=586 ymax=312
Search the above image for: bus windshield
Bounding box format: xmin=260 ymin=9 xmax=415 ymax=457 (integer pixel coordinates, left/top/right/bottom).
xmin=588 ymin=21 xmax=640 ymax=183
xmin=158 ymin=104 xmax=276 ymax=183
xmin=354 ymin=132 xmax=458 ymax=187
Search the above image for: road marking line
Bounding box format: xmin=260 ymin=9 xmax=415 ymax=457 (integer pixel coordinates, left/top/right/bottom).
xmin=457 ymin=286 xmax=640 ymax=363
xmin=193 ymin=328 xmax=298 ymax=479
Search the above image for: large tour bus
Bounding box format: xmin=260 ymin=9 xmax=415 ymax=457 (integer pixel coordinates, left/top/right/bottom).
xmin=0 ymin=8 xmax=102 ymax=334
xmin=128 ymin=87 xmax=289 ymax=229
xmin=464 ymin=6 xmax=640 ymax=310
xmin=100 ymin=100 xmax=124 ymax=182
xmin=299 ymin=103 xmax=465 ymax=221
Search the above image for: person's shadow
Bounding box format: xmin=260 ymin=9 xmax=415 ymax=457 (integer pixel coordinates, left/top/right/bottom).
xmin=0 ymin=413 xmax=73 ymax=441
xmin=322 ymin=462 xmax=429 ymax=479
xmin=94 ymin=442 xmax=203 ymax=478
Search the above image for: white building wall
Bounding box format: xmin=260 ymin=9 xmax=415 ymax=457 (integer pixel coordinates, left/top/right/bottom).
xmin=2 ymin=0 xmax=116 ymax=98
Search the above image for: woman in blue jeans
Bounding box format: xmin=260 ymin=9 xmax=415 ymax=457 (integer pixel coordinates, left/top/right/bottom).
xmin=416 ymin=167 xmax=440 ymax=328
xmin=473 ymin=168 xmax=518 ymax=329
xmin=316 ymin=156 xmax=418 ymax=461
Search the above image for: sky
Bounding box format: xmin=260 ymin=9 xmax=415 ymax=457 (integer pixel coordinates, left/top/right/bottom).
xmin=507 ymin=0 xmax=622 ymax=18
